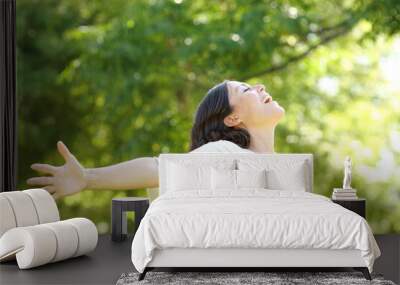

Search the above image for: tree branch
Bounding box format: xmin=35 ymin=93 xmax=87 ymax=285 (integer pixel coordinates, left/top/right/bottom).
xmin=314 ymin=17 xmax=354 ymax=36
xmin=192 ymin=14 xmax=367 ymax=91
xmin=236 ymin=0 xmax=378 ymax=82
xmin=238 ymin=21 xmax=356 ymax=81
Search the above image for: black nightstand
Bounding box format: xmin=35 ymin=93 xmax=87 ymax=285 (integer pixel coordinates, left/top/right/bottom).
xmin=331 ymin=198 xmax=366 ymax=218
xmin=111 ymin=197 xmax=149 ymax=242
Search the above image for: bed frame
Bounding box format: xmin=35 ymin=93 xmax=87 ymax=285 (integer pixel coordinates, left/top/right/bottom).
xmin=138 ymin=153 xmax=372 ymax=281
xmin=140 ymin=248 xmax=371 ymax=280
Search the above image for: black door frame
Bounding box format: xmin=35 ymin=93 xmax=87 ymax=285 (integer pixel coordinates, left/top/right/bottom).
xmin=0 ymin=0 xmax=17 ymax=192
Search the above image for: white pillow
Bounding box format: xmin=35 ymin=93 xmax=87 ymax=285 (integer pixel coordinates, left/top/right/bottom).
xmin=237 ymin=159 xmax=307 ymax=191
xmin=211 ymin=168 xmax=268 ymax=190
xmin=211 ymin=168 xmax=236 ymax=190
xmin=167 ymin=162 xmax=211 ymax=191
xmin=236 ymin=169 xmax=268 ymax=188
xmin=266 ymin=162 xmax=306 ymax=191
xmin=166 ymin=160 xmax=237 ymax=192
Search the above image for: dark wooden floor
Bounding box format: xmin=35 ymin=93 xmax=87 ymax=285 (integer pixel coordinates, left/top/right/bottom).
xmin=0 ymin=235 xmax=135 ymax=285
xmin=374 ymin=234 xmax=400 ymax=284
xmin=0 ymin=234 xmax=398 ymax=285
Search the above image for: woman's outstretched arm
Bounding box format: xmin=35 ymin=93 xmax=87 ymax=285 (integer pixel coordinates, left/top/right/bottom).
xmin=27 ymin=141 xmax=158 ymax=199
xmin=84 ymin=156 xmax=159 ymax=190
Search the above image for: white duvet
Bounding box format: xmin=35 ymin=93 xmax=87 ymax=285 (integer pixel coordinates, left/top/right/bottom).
xmin=131 ymin=190 xmax=380 ymax=273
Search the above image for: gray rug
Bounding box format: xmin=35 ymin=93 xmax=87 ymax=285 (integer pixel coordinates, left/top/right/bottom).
xmin=116 ymin=271 xmax=396 ymax=285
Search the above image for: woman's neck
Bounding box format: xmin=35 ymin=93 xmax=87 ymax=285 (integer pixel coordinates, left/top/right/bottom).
xmin=247 ymin=126 xmax=275 ymax=154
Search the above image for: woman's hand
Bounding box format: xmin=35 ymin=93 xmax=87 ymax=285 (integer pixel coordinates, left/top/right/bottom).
xmin=27 ymin=141 xmax=87 ymax=199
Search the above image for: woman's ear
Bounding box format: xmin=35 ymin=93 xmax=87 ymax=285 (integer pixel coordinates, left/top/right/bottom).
xmin=223 ymin=114 xmax=241 ymax=127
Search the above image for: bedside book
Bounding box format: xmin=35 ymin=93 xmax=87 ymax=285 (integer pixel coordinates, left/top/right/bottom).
xmin=332 ymin=188 xmax=358 ymax=200
xmin=333 ymin=188 xmax=356 ymax=192
xmin=332 ymin=195 xmax=359 ymax=200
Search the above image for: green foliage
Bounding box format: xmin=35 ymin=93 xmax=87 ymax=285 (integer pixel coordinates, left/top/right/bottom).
xmin=17 ymin=0 xmax=400 ymax=234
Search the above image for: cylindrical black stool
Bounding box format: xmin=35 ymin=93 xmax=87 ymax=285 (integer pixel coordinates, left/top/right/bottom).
xmin=111 ymin=197 xmax=149 ymax=242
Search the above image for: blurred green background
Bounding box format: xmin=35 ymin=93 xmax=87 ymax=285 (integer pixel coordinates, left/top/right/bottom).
xmin=17 ymin=0 xmax=400 ymax=234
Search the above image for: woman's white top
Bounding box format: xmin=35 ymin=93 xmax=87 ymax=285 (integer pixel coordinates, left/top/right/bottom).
xmin=147 ymin=140 xmax=253 ymax=201
xmin=190 ymin=140 xmax=253 ymax=153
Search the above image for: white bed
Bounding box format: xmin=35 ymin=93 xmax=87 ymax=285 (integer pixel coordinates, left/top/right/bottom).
xmin=131 ymin=153 xmax=381 ymax=280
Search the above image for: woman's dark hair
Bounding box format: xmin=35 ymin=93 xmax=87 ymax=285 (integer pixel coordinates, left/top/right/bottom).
xmin=190 ymin=80 xmax=251 ymax=151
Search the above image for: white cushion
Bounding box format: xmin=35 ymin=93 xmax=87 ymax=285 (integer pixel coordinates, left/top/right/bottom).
xmin=24 ymin=188 xmax=60 ymax=223
xmin=0 ymin=189 xmax=98 ymax=269
xmin=0 ymin=218 xmax=98 ymax=269
xmin=63 ymin=218 xmax=98 ymax=257
xmin=238 ymin=159 xmax=308 ymax=191
xmin=0 ymin=196 xmax=16 ymax=237
xmin=211 ymin=168 xmax=268 ymax=191
xmin=159 ymin=153 xmax=313 ymax=194
xmin=41 ymin=221 xmax=79 ymax=262
xmin=166 ymin=160 xmax=236 ymax=193
xmin=236 ymin=169 xmax=268 ymax=188
xmin=211 ymin=168 xmax=236 ymax=190
xmin=167 ymin=162 xmax=211 ymax=191
xmin=267 ymin=163 xmax=306 ymax=191
xmin=0 ymin=225 xmax=57 ymax=268
xmin=0 ymin=191 xmax=40 ymax=227
xmin=0 ymin=189 xmax=60 ymax=237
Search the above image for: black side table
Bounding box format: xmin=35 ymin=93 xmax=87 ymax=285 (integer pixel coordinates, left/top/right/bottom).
xmin=332 ymin=198 xmax=366 ymax=218
xmin=111 ymin=197 xmax=149 ymax=242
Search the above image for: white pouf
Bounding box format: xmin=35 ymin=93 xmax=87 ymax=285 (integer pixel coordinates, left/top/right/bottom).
xmin=0 ymin=189 xmax=98 ymax=269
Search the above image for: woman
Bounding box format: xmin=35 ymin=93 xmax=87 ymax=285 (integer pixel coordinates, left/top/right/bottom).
xmin=27 ymin=80 xmax=285 ymax=199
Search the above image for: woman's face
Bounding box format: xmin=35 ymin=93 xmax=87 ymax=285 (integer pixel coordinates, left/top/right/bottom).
xmin=225 ymin=80 xmax=285 ymax=128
